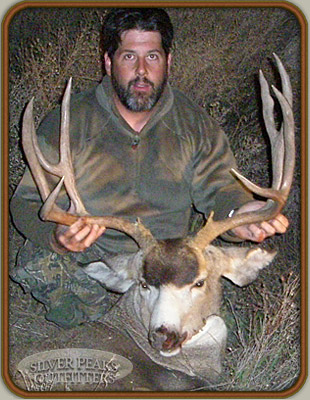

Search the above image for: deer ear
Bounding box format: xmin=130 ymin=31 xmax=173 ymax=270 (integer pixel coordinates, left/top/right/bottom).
xmin=205 ymin=246 xmax=277 ymax=286
xmin=84 ymin=261 xmax=135 ymax=293
xmin=221 ymin=247 xmax=277 ymax=286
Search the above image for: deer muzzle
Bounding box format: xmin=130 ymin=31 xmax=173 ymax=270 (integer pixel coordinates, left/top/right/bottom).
xmin=149 ymin=326 xmax=188 ymax=355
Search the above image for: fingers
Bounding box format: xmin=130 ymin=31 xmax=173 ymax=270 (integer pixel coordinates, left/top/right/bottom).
xmin=232 ymin=224 xmax=265 ymax=242
xmin=232 ymin=214 xmax=289 ymax=243
xmin=83 ymin=224 xmax=106 ymax=248
xmin=259 ymin=214 xmax=289 ymax=237
xmin=232 ymin=200 xmax=289 ymax=242
xmin=247 ymin=224 xmax=266 ymax=242
xmin=56 ymin=219 xmax=106 ymax=252
xmin=259 ymin=221 xmax=276 ymax=236
xmin=269 ymin=214 xmax=289 ymax=233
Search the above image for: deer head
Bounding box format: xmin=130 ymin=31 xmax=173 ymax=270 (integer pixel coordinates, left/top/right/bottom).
xmin=22 ymin=54 xmax=294 ymax=356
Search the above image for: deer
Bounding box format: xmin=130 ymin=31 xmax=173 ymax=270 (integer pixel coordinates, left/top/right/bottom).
xmin=21 ymin=54 xmax=294 ymax=365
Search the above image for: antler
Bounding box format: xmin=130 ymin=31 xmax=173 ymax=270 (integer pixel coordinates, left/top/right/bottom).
xmin=22 ymin=78 xmax=157 ymax=250
xmin=193 ymin=54 xmax=295 ymax=249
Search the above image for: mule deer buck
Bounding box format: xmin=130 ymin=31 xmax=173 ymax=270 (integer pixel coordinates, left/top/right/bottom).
xmin=22 ymin=54 xmax=294 ymax=374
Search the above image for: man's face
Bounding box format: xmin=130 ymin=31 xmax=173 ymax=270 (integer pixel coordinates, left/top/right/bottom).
xmin=105 ymin=29 xmax=172 ymax=112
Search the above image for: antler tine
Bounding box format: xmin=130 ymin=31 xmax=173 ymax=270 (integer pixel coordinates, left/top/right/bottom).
xmin=30 ymin=78 xmax=87 ymax=216
xmin=271 ymin=85 xmax=295 ymax=195
xmin=59 ymin=78 xmax=88 ymax=215
xmin=231 ymin=54 xmax=295 ymax=198
xmin=22 ymin=97 xmax=70 ymax=218
xmin=192 ymin=55 xmax=295 ymax=249
xmin=258 ymin=63 xmax=284 ymax=190
xmin=273 ymin=53 xmax=293 ymax=108
xmin=22 ymin=98 xmax=51 ymax=202
xmin=251 ymin=53 xmax=293 ymax=191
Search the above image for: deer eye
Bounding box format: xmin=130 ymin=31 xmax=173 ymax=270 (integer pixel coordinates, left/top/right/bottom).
xmin=193 ymin=279 xmax=205 ymax=288
xmin=140 ymin=280 xmax=149 ymax=290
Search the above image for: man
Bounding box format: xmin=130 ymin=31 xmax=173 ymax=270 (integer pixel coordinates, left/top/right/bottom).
xmin=10 ymin=8 xmax=288 ymax=327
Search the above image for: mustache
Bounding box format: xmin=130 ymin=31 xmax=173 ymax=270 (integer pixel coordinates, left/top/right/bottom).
xmin=129 ymin=76 xmax=155 ymax=88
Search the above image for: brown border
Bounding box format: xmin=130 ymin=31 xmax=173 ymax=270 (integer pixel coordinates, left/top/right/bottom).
xmin=2 ymin=1 xmax=308 ymax=398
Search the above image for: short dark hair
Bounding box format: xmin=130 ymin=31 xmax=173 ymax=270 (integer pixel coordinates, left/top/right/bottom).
xmin=103 ymin=8 xmax=174 ymax=58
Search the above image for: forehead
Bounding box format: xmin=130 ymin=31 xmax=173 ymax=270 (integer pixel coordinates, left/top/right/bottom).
xmin=118 ymin=29 xmax=164 ymax=51
xmin=142 ymin=240 xmax=200 ymax=288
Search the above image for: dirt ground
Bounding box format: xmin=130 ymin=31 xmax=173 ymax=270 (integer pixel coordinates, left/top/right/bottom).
xmin=5 ymin=5 xmax=304 ymax=395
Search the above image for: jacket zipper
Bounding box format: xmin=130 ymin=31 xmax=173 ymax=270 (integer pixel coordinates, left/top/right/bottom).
xmin=130 ymin=134 xmax=141 ymax=194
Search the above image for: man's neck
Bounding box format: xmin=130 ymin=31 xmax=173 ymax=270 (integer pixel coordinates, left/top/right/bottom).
xmin=113 ymin=94 xmax=155 ymax=133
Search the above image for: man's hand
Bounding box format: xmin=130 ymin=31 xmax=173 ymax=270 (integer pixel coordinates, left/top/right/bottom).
xmin=231 ymin=201 xmax=289 ymax=242
xmin=54 ymin=219 xmax=106 ymax=252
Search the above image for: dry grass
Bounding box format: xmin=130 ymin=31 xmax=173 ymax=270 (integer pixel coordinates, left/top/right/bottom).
xmin=222 ymin=273 xmax=300 ymax=391
xmin=7 ymin=6 xmax=302 ymax=392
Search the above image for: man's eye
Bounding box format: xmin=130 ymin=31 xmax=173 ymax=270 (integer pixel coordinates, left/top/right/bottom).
xmin=148 ymin=54 xmax=158 ymax=60
xmin=124 ymin=54 xmax=135 ymax=60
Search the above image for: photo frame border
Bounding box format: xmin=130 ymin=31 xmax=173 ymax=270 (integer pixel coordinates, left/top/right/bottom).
xmin=1 ymin=1 xmax=307 ymax=398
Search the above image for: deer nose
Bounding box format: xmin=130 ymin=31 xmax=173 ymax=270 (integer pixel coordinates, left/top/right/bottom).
xmin=149 ymin=326 xmax=187 ymax=352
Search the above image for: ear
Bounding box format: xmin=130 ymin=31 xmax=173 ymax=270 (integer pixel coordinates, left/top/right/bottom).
xmin=104 ymin=52 xmax=112 ymax=76
xmin=204 ymin=245 xmax=277 ymax=287
xmin=84 ymin=261 xmax=135 ymax=293
xmin=167 ymin=53 xmax=172 ymax=75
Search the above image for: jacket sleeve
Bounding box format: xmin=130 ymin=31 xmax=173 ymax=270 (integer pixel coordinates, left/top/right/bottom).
xmin=190 ymin=114 xmax=253 ymax=226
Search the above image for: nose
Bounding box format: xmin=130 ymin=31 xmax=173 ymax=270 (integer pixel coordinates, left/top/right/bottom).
xmin=136 ymin=57 xmax=147 ymax=77
xmin=149 ymin=326 xmax=187 ymax=352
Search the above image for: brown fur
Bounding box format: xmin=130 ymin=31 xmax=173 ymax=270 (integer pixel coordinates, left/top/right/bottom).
xmin=142 ymin=239 xmax=199 ymax=287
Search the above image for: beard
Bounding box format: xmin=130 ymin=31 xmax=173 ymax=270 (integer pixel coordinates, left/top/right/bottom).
xmin=111 ymin=71 xmax=168 ymax=112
